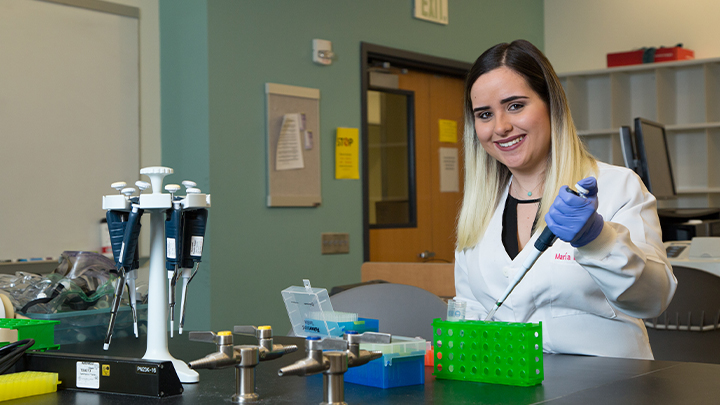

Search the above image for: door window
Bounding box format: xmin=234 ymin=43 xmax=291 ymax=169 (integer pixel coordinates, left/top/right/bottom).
xmin=367 ymin=89 xmax=416 ymax=228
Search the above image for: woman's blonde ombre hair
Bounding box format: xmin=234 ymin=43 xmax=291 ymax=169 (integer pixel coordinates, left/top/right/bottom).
xmin=456 ymin=40 xmax=597 ymax=251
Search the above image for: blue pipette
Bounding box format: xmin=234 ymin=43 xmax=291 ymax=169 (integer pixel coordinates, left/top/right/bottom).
xmin=105 ymin=192 xmax=144 ymax=349
xmin=484 ymin=184 xmax=587 ymax=321
xmin=106 ymin=210 xmax=128 ymax=264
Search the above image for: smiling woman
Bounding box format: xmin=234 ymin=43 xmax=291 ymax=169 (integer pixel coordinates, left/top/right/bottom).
xmin=470 ymin=67 xmax=552 ymax=194
xmin=452 ymin=40 xmax=677 ymax=360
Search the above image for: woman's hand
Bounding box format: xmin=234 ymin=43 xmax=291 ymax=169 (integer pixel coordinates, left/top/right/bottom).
xmin=545 ymin=177 xmax=604 ymax=247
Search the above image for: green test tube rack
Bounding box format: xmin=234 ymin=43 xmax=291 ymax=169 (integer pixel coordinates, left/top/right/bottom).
xmin=432 ymin=319 xmax=543 ymax=386
xmin=0 ymin=318 xmax=60 ymax=351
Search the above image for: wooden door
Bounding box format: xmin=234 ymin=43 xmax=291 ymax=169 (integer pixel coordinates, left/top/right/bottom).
xmin=369 ymin=70 xmax=464 ymax=262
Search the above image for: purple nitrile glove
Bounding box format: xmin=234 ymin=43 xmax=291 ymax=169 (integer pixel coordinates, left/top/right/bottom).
xmin=545 ymin=177 xmax=604 ymax=247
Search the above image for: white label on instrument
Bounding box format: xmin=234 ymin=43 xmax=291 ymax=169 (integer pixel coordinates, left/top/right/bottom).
xmin=76 ymin=361 xmax=100 ymax=389
xmin=167 ymin=238 xmax=176 ymax=259
xmin=190 ymin=236 xmax=204 ymax=256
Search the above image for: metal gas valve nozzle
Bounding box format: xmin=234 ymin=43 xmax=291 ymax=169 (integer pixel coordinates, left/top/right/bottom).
xmin=234 ymin=325 xmax=298 ymax=361
xmin=278 ymin=332 xmax=391 ymax=405
xmin=188 ymin=330 xmax=236 ymax=369
xmin=344 ymin=331 xmax=391 ymax=368
xmin=188 ymin=325 xmax=297 ymax=403
xmin=277 ymin=336 xmax=346 ymax=377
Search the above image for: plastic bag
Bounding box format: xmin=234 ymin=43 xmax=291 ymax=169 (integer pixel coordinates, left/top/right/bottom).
xmin=0 ymin=271 xmax=45 ymax=311
xmin=52 ymin=251 xmax=116 ymax=293
xmin=0 ymin=251 xmax=146 ymax=314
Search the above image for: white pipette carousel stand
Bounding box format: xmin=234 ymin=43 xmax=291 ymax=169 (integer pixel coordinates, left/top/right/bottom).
xmin=102 ymin=166 xmax=210 ymax=383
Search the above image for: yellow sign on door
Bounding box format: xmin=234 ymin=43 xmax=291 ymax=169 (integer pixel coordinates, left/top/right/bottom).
xmin=335 ymin=128 xmax=359 ymax=179
xmin=439 ymin=119 xmax=457 ymax=143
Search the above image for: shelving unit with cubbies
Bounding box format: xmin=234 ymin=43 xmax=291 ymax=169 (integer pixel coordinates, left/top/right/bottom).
xmin=558 ymin=57 xmax=720 ymax=209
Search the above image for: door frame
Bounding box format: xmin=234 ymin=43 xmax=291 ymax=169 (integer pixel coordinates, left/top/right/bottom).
xmin=360 ymin=42 xmax=472 ymax=261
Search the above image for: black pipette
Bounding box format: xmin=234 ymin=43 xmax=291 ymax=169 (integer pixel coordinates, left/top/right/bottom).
xmin=104 ymin=205 xmax=127 ymax=348
xmin=178 ymin=207 xmax=208 ymax=334
xmin=165 ymin=195 xmax=184 ymax=337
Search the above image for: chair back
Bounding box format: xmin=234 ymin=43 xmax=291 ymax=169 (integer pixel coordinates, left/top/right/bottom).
xmin=646 ymin=265 xmax=720 ymax=363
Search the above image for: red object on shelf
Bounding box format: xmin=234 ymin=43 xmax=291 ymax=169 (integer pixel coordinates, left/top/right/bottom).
xmin=607 ymin=46 xmax=695 ymax=68
xmin=654 ymin=47 xmax=694 ymax=63
xmin=607 ymin=50 xmax=644 ymax=68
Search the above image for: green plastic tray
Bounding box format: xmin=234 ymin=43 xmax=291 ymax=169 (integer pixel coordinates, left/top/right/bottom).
xmin=0 ymin=318 xmax=60 ymax=351
xmin=432 ymin=319 xmax=543 ymax=386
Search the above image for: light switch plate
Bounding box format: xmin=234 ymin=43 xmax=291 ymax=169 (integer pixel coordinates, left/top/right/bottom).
xmin=322 ymin=233 xmax=349 ymax=254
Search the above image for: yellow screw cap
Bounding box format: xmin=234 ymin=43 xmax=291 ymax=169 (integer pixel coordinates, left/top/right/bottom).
xmin=258 ymin=326 xmax=272 ymax=330
xmin=218 ymin=331 xmax=232 ymax=336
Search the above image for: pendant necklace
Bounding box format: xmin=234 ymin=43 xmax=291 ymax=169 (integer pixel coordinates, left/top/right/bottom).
xmin=513 ymin=180 xmax=541 ymax=198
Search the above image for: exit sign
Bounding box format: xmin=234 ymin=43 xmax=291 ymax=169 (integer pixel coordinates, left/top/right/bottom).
xmin=414 ymin=0 xmax=448 ymax=25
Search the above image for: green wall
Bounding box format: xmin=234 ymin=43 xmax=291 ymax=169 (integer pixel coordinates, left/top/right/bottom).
xmin=160 ymin=0 xmax=543 ymax=332
xmin=159 ymin=0 xmax=210 ymax=331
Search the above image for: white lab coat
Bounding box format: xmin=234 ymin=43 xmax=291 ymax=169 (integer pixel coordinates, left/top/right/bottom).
xmin=455 ymin=162 xmax=677 ymax=359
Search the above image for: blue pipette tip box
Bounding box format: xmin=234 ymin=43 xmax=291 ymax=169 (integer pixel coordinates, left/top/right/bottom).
xmin=345 ymin=336 xmax=427 ymax=388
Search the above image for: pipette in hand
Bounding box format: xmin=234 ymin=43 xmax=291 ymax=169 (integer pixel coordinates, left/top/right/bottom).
xmin=484 ymin=184 xmax=589 ymax=321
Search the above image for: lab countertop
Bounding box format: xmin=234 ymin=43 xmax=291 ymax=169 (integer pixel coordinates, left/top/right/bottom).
xmin=8 ymin=334 xmax=720 ymax=404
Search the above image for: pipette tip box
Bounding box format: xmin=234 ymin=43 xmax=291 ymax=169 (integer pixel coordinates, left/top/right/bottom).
xmin=282 ymin=285 xmax=339 ymax=337
xmin=283 ymin=284 xmax=376 ymax=337
xmin=326 ymin=317 xmax=378 ymax=335
xmin=345 ymin=352 xmax=425 ymax=388
xmin=345 ymin=336 xmax=426 ymax=388
xmin=432 ymin=319 xmax=544 ymax=386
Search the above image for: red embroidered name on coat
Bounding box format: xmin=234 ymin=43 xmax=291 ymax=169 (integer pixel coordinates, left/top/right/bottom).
xmin=555 ymin=253 xmax=574 ymax=261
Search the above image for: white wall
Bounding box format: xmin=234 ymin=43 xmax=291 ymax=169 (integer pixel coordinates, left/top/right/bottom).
xmin=0 ymin=0 xmax=159 ymax=274
xmin=545 ymin=0 xmax=720 ymax=73
xmin=113 ymin=0 xmax=161 ymax=167
xmin=111 ymin=0 xmax=160 ymax=261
